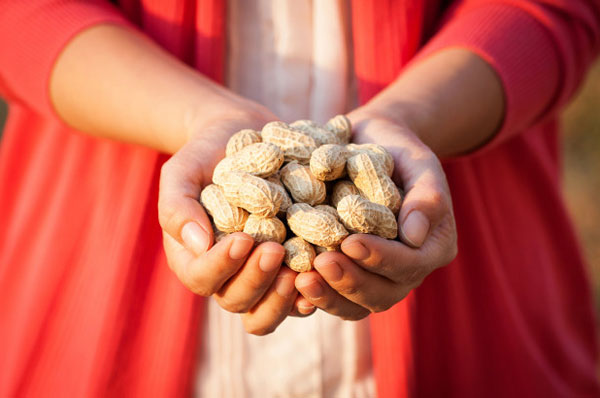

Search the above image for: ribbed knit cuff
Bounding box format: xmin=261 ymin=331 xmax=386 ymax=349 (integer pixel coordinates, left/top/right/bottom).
xmin=0 ymin=1 xmax=133 ymax=117
xmin=414 ymin=3 xmax=561 ymax=153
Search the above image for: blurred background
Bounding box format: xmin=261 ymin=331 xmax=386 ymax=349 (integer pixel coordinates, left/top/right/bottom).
xmin=0 ymin=62 xmax=599 ymax=310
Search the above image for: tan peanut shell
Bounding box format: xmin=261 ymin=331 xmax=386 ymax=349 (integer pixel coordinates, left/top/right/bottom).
xmin=315 ymin=245 xmax=339 ymax=254
xmin=218 ymin=172 xmax=282 ymax=218
xmin=265 ymin=174 xmax=293 ymax=215
xmin=346 ymin=143 xmax=394 ymax=177
xmin=229 ymin=142 xmax=284 ymax=177
xmin=337 ymin=195 xmax=398 ymax=239
xmin=331 ymin=180 xmax=361 ymax=208
xmin=283 ymin=237 xmax=316 ymax=272
xmin=212 ymin=156 xmax=236 ymax=185
xmin=324 ymin=114 xmax=352 ymax=144
xmin=310 ymin=144 xmax=349 ymax=181
xmin=243 ymin=214 xmax=287 ymax=244
xmin=213 ymin=142 xmax=283 ymax=181
xmin=226 ymin=129 xmax=262 ymax=157
xmin=261 ymin=121 xmax=317 ymax=164
xmin=346 ymin=153 xmax=402 ymax=214
xmin=280 ymin=162 xmax=326 ymax=206
xmin=287 ymin=203 xmax=349 ymax=247
xmin=200 ymin=184 xmax=249 ymax=233
xmin=291 ymin=120 xmax=340 ymax=146
xmin=314 ymin=204 xmax=340 ymax=221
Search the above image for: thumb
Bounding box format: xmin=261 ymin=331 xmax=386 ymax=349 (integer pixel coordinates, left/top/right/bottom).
xmin=158 ymin=145 xmax=215 ymax=256
xmin=395 ymin=153 xmax=452 ymax=249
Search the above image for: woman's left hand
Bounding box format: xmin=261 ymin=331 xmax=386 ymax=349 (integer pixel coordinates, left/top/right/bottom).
xmin=294 ymin=111 xmax=458 ymax=319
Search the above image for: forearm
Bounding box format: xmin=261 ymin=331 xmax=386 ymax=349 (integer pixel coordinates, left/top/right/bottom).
xmin=50 ymin=24 xmax=258 ymax=154
xmin=358 ymin=48 xmax=505 ymax=158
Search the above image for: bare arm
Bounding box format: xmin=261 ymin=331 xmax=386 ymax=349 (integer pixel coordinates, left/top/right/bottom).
xmin=49 ymin=24 xmax=266 ymax=154
xmin=352 ymin=48 xmax=505 ymax=158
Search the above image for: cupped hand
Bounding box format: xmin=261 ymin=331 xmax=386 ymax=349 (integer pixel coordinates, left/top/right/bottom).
xmin=158 ymin=105 xmax=299 ymax=335
xmin=295 ymin=111 xmax=458 ymax=320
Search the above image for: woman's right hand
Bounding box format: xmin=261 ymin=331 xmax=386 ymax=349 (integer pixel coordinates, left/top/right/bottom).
xmin=158 ymin=105 xmax=305 ymax=335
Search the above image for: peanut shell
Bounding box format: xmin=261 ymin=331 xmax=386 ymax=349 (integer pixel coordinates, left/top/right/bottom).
xmin=291 ymin=120 xmax=340 ymax=146
xmin=218 ymin=172 xmax=282 ymax=218
xmin=284 ymin=237 xmax=316 ymax=272
xmin=337 ymin=195 xmax=398 ymax=239
xmin=310 ymin=144 xmax=349 ymax=181
xmin=287 ymin=203 xmax=349 ymax=247
xmin=324 ymin=114 xmax=352 ymax=144
xmin=261 ymin=121 xmax=317 ymax=164
xmin=226 ymin=129 xmax=262 ymax=157
xmin=331 ymin=180 xmax=361 ymax=208
xmin=280 ymin=162 xmax=326 ymax=206
xmin=347 ymin=153 xmax=402 ymax=214
xmin=346 ymin=143 xmax=394 ymax=177
xmin=200 ymin=184 xmax=249 ymax=233
xmin=243 ymin=214 xmax=287 ymax=244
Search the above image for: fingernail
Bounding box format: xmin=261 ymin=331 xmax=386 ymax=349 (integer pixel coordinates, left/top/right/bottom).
xmin=229 ymin=236 xmax=254 ymax=260
xmin=314 ymin=260 xmax=343 ymax=282
xmin=259 ymin=250 xmax=284 ymax=273
xmin=341 ymin=241 xmax=370 ymax=260
xmin=298 ymin=303 xmax=315 ymax=315
xmin=297 ymin=279 xmax=324 ymax=299
xmin=401 ymin=210 xmax=430 ymax=247
xmin=275 ymin=276 xmax=295 ymax=297
xmin=181 ymin=222 xmax=210 ymax=254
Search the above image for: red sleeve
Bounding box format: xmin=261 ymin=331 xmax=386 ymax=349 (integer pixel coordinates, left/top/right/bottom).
xmin=417 ymin=0 xmax=600 ymax=147
xmin=0 ymin=1 xmax=132 ymax=117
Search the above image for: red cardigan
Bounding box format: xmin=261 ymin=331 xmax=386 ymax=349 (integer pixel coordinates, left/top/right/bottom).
xmin=0 ymin=1 xmax=599 ymax=397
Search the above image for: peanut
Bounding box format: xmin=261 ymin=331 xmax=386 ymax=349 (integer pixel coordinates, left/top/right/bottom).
xmin=346 ymin=143 xmax=394 ymax=177
xmin=287 ymin=203 xmax=349 ymax=247
xmin=331 ymin=180 xmax=361 ymax=208
xmin=291 ymin=119 xmax=340 ymax=146
xmin=212 ymin=156 xmax=236 ymax=185
xmin=213 ymin=142 xmax=283 ymax=180
xmin=261 ymin=121 xmax=317 ymax=164
xmin=314 ymin=204 xmax=340 ymax=221
xmin=315 ymin=245 xmax=339 ymax=254
xmin=337 ymin=195 xmax=398 ymax=239
xmin=200 ymin=184 xmax=249 ymax=233
xmin=284 ymin=237 xmax=316 ymax=272
xmin=280 ymin=162 xmax=326 ymax=206
xmin=243 ymin=214 xmax=287 ymax=244
xmin=218 ymin=171 xmax=282 ymax=218
xmin=226 ymin=129 xmax=262 ymax=157
xmin=324 ymin=114 xmax=352 ymax=144
xmin=310 ymin=144 xmax=349 ymax=181
xmin=346 ymin=153 xmax=402 ymax=214
xmin=265 ymin=173 xmax=293 ymax=215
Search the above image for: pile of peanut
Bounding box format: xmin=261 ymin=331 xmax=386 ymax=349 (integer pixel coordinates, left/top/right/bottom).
xmin=200 ymin=115 xmax=403 ymax=272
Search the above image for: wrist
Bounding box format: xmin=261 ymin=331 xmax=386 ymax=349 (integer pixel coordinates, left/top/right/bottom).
xmin=183 ymin=92 xmax=276 ymax=145
xmin=348 ymin=98 xmax=432 ymax=142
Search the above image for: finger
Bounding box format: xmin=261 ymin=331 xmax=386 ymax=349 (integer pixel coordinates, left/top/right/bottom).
xmin=398 ymin=165 xmax=452 ymax=248
xmin=164 ymin=232 xmax=254 ymax=296
xmin=158 ymin=143 xmax=215 ymax=255
xmin=295 ymin=271 xmax=370 ymax=320
xmin=214 ymin=242 xmax=285 ymax=313
xmin=311 ymin=252 xmax=403 ymax=313
xmin=289 ymin=295 xmax=316 ymax=317
xmin=241 ymin=267 xmax=298 ymax=336
xmin=341 ymin=226 xmax=456 ymax=283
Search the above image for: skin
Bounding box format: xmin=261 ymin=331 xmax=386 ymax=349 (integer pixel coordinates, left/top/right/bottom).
xmin=50 ymin=25 xmax=503 ymax=332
